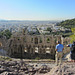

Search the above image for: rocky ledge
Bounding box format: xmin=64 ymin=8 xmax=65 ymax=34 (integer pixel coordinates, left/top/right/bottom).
xmin=0 ymin=60 xmax=52 ymax=75
xmin=48 ymin=62 xmax=75 ymax=75
xmin=0 ymin=60 xmax=75 ymax=75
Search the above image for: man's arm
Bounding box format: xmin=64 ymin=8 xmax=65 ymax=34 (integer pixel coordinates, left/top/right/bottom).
xmin=56 ymin=49 xmax=57 ymax=51
xmin=56 ymin=45 xmax=58 ymax=51
xmin=66 ymin=44 xmax=70 ymax=47
xmin=62 ymin=48 xmax=64 ymax=51
xmin=62 ymin=45 xmax=64 ymax=51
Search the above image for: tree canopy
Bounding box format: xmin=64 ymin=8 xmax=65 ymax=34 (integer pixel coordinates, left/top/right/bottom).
xmin=57 ymin=18 xmax=75 ymax=29
xmin=47 ymin=27 xmax=52 ymax=32
xmin=0 ymin=29 xmax=12 ymax=39
xmin=70 ymin=28 xmax=75 ymax=43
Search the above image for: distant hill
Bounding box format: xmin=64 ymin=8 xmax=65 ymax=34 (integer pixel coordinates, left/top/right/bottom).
xmin=0 ymin=19 xmax=59 ymax=26
xmin=57 ymin=18 xmax=75 ymax=28
xmin=0 ymin=19 xmax=59 ymax=22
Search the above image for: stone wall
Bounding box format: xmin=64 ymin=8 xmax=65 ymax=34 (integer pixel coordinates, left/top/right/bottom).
xmin=0 ymin=30 xmax=71 ymax=59
xmin=6 ymin=32 xmax=70 ymax=59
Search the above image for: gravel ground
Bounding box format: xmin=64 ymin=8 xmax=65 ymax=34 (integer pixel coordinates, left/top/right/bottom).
xmin=0 ymin=52 xmax=74 ymax=75
xmin=0 ymin=60 xmax=56 ymax=75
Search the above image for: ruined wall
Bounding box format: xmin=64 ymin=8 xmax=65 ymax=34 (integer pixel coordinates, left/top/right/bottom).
xmin=7 ymin=33 xmax=66 ymax=59
xmin=0 ymin=37 xmax=7 ymax=50
xmin=0 ymin=32 xmax=71 ymax=59
xmin=24 ymin=35 xmax=62 ymax=54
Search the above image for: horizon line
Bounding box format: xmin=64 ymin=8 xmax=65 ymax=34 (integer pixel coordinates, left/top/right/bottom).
xmin=0 ymin=18 xmax=74 ymax=21
xmin=0 ymin=19 xmax=63 ymax=21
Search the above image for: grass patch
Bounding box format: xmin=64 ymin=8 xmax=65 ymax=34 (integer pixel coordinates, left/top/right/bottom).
xmin=0 ymin=56 xmax=12 ymax=61
xmin=35 ymin=57 xmax=40 ymax=60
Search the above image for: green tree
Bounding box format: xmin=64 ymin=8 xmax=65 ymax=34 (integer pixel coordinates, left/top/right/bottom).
xmin=70 ymin=28 xmax=75 ymax=43
xmin=0 ymin=29 xmax=12 ymax=39
xmin=57 ymin=18 xmax=75 ymax=28
xmin=47 ymin=27 xmax=52 ymax=32
xmin=47 ymin=38 xmax=50 ymax=43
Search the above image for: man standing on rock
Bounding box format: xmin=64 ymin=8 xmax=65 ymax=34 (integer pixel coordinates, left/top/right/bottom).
xmin=55 ymin=41 xmax=64 ymax=66
xmin=67 ymin=41 xmax=75 ymax=62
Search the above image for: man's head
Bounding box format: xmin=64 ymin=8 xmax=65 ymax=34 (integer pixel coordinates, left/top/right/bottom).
xmin=56 ymin=41 xmax=60 ymax=44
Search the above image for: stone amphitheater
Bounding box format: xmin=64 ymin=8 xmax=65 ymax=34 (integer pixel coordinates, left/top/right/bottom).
xmin=3 ymin=29 xmax=70 ymax=59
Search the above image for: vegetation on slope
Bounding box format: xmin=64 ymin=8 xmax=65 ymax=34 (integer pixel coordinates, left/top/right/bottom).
xmin=70 ymin=28 xmax=75 ymax=43
xmin=57 ymin=18 xmax=75 ymax=29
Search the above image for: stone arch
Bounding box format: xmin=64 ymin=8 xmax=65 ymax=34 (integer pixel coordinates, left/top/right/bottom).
xmin=47 ymin=38 xmax=50 ymax=43
xmin=24 ymin=46 xmax=27 ymax=53
xmin=35 ymin=37 xmax=38 ymax=44
xmin=46 ymin=47 xmax=50 ymax=54
xmin=35 ymin=47 xmax=39 ymax=53
xmin=0 ymin=42 xmax=2 ymax=46
xmin=31 ymin=38 xmax=33 ymax=43
xmin=39 ymin=37 xmax=42 ymax=43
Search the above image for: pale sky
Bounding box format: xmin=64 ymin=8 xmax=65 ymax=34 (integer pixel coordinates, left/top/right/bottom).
xmin=0 ymin=0 xmax=75 ymax=20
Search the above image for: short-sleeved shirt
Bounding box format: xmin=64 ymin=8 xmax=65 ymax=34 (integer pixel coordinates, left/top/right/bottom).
xmin=68 ymin=44 xmax=72 ymax=53
xmin=56 ymin=44 xmax=64 ymax=52
xmin=68 ymin=44 xmax=75 ymax=53
xmin=68 ymin=44 xmax=72 ymax=48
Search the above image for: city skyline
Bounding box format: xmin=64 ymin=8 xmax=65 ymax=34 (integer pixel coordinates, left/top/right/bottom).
xmin=0 ymin=0 xmax=75 ymax=21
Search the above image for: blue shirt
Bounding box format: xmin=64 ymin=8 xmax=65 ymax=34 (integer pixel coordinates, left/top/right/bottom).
xmin=56 ymin=44 xmax=64 ymax=52
xmin=68 ymin=44 xmax=73 ymax=54
xmin=68 ymin=44 xmax=72 ymax=48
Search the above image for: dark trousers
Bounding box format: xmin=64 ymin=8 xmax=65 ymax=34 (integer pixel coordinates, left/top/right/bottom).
xmin=71 ymin=52 xmax=75 ymax=60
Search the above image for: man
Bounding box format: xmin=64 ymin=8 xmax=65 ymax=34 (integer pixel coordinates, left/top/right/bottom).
xmin=67 ymin=41 xmax=75 ymax=62
xmin=55 ymin=41 xmax=64 ymax=66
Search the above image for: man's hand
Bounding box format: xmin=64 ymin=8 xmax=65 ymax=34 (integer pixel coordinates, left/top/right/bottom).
xmin=56 ymin=49 xmax=57 ymax=51
xmin=66 ymin=45 xmax=69 ymax=47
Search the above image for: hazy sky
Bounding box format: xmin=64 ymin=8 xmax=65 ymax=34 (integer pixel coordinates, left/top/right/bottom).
xmin=0 ymin=0 xmax=75 ymax=20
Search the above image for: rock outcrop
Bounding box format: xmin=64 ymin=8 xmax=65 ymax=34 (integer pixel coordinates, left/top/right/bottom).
xmin=49 ymin=62 xmax=75 ymax=75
